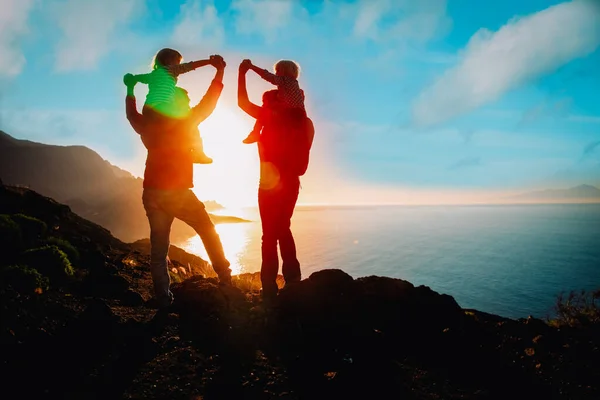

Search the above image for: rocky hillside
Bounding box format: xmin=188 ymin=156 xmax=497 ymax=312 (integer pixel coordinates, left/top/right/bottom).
xmin=0 ymin=131 xmax=248 ymax=243
xmin=1 ymin=183 xmax=598 ymax=399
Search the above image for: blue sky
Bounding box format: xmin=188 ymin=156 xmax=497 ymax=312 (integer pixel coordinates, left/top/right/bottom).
xmin=1 ymin=0 xmax=599 ymax=205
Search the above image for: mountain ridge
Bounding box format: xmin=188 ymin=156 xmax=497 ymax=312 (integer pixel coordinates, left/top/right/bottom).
xmin=0 ymin=131 xmax=248 ymax=242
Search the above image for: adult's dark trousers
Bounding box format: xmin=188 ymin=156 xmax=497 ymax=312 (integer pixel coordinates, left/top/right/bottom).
xmin=258 ymin=175 xmax=301 ymax=298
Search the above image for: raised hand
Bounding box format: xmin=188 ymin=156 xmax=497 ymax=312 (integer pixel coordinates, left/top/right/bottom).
xmin=239 ymin=59 xmax=252 ymax=73
xmin=210 ymin=55 xmax=226 ymax=69
xmin=123 ymin=73 xmax=137 ymax=88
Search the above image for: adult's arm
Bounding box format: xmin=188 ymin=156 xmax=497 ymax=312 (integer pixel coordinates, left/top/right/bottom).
xmin=125 ymin=90 xmax=162 ymax=150
xmin=188 ymin=57 xmax=226 ymax=125
xmin=125 ymin=87 xmax=147 ymax=136
xmin=237 ymin=63 xmax=262 ymax=119
xmin=125 ymin=85 xmax=187 ymax=150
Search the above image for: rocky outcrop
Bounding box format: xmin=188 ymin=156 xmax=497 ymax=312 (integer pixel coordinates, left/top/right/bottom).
xmin=1 ymin=183 xmax=598 ymax=399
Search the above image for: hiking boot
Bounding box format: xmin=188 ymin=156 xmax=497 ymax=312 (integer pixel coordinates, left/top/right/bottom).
xmin=242 ymin=130 xmax=260 ymax=144
xmin=260 ymin=286 xmax=278 ymax=305
xmin=280 ymin=279 xmax=300 ymax=293
xmin=284 ymin=277 xmax=301 ymax=287
xmin=192 ymin=151 xmax=213 ymax=164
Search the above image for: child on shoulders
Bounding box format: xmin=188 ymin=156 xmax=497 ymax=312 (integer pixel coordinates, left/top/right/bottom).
xmin=123 ymin=48 xmax=217 ymax=164
xmin=241 ymin=59 xmax=306 ymax=144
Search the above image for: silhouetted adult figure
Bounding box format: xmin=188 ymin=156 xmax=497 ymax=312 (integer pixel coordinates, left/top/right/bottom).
xmin=124 ymin=55 xmax=232 ymax=309
xmin=237 ymin=60 xmax=315 ymax=302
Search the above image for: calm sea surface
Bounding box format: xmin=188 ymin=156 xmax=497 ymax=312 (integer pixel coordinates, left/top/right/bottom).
xmin=179 ymin=204 xmax=600 ymax=319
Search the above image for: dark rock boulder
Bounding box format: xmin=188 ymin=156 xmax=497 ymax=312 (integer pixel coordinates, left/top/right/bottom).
xmin=172 ymin=276 xmax=230 ymax=317
xmin=80 ymin=298 xmax=120 ymax=325
xmin=120 ymin=289 xmax=145 ymax=307
xmin=275 ymin=270 xmax=464 ymax=352
xmin=356 ymin=276 xmax=463 ymax=336
xmin=276 ymin=269 xmax=362 ymax=350
xmin=171 ymin=276 xmax=248 ymax=352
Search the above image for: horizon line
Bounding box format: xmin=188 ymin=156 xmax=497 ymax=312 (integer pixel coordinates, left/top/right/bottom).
xmin=221 ymin=199 xmax=600 ymax=209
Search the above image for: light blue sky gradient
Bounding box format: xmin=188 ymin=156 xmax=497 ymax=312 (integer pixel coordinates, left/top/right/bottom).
xmin=1 ymin=0 xmax=599 ymax=196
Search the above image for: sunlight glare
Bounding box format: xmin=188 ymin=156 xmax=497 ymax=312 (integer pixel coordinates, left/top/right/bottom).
xmin=192 ymin=103 xmax=260 ymax=208
xmin=180 ymin=221 xmax=254 ymax=275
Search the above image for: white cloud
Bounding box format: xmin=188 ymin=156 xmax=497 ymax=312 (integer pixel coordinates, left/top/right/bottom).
xmin=231 ymin=0 xmax=295 ymax=42
xmin=412 ymin=0 xmax=600 ymax=127
xmin=0 ymin=0 xmax=35 ymax=77
xmin=53 ymin=0 xmax=142 ymax=72
xmin=353 ymin=0 xmax=389 ymax=40
xmin=351 ymin=0 xmax=451 ymax=43
xmin=171 ymin=0 xmax=225 ymax=53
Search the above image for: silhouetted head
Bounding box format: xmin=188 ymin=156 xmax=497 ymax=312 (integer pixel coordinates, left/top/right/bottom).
xmin=262 ymin=89 xmax=279 ymax=106
xmin=153 ymin=48 xmax=183 ymax=69
xmin=274 ymin=60 xmax=300 ymax=79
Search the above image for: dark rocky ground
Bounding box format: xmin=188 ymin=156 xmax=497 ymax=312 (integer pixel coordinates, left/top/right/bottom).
xmin=1 ymin=183 xmax=598 ymax=399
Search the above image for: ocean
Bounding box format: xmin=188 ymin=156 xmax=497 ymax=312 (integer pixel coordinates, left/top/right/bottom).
xmin=179 ymin=203 xmax=600 ymax=320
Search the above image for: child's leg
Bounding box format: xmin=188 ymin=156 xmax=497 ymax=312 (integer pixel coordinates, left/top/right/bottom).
xmin=243 ymin=118 xmax=263 ymax=144
xmin=290 ymin=107 xmax=307 ymax=121
xmin=189 ymin=131 xmax=213 ymax=164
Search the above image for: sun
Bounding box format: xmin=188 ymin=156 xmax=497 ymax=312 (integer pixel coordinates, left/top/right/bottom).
xmin=191 ymin=103 xmax=260 ymax=209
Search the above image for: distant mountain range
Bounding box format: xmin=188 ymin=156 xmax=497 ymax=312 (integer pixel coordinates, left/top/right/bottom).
xmin=508 ymin=184 xmax=600 ymax=202
xmin=0 ymin=131 xmax=247 ymax=243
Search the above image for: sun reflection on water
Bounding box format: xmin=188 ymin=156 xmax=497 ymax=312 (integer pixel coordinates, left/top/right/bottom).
xmin=179 ymin=221 xmax=256 ymax=275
